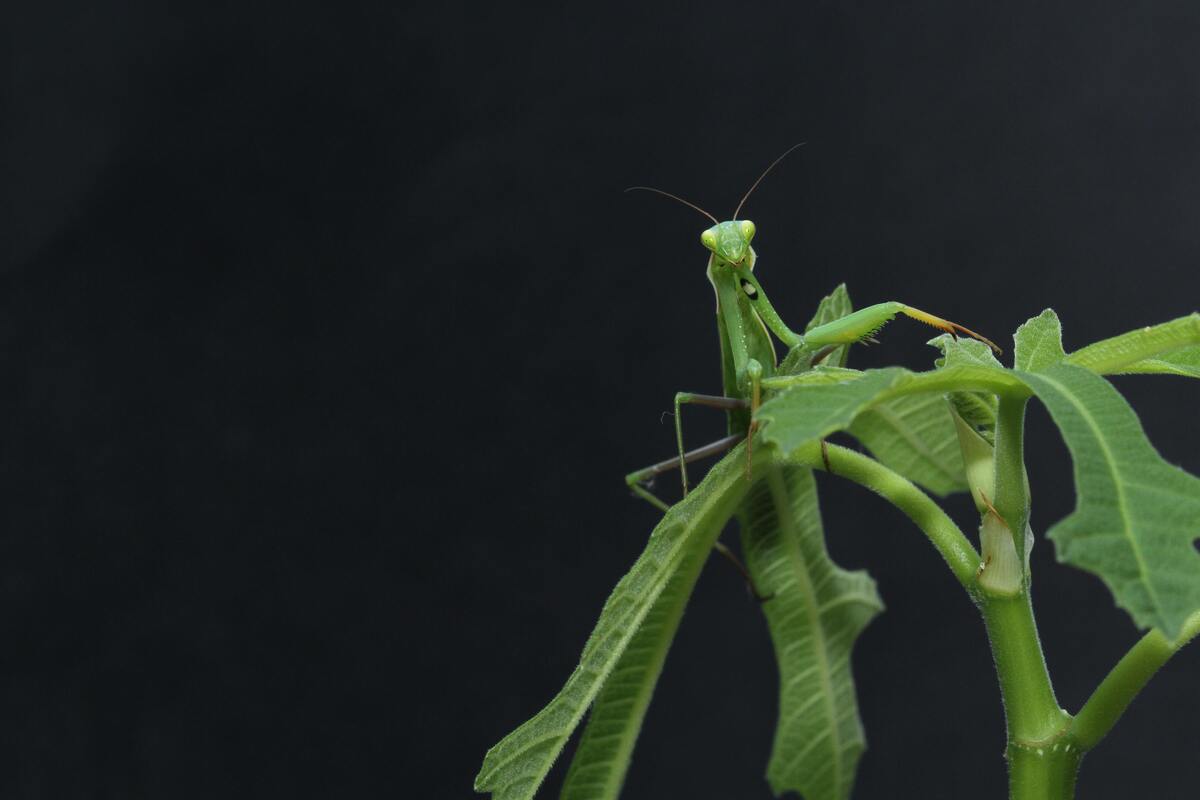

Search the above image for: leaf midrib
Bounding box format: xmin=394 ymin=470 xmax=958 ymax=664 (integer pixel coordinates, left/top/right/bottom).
xmin=766 ymin=468 xmax=844 ymax=790
xmin=1031 ymin=369 xmax=1161 ymax=623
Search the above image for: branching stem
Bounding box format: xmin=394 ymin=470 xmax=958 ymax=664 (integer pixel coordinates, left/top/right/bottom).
xmin=785 ymin=440 xmax=979 ymax=587
xmin=1070 ymin=610 xmax=1200 ymax=750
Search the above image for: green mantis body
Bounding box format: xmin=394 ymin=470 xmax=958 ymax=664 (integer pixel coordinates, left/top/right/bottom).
xmin=478 ymin=156 xmax=1005 ymax=800
xmin=608 ymin=179 xmax=999 ymax=798
xmin=626 ymin=208 xmax=999 ymax=506
xmin=612 ymin=170 xmax=1001 ymax=797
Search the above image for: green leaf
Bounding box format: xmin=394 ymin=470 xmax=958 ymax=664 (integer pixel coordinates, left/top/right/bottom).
xmin=1066 ymin=313 xmax=1200 ymax=376
xmin=559 ymin=542 xmax=707 ymax=800
xmin=762 ymin=366 xmax=865 ymax=391
xmin=930 ymin=334 xmax=1003 ymax=442
xmin=930 ymin=333 xmax=1005 ymax=370
xmin=757 ymin=360 xmax=1024 ymax=462
xmin=946 ymin=390 xmax=997 ymax=445
xmin=1017 ymin=363 xmax=1200 ymax=638
xmin=741 ymin=466 xmax=882 ymax=800
xmin=848 ymin=393 xmax=968 ymax=496
xmin=1117 ymin=347 xmax=1200 ymax=378
xmin=756 ymin=369 xmax=908 ymax=456
xmin=475 ymin=446 xmax=753 ymax=800
xmin=1013 ymin=309 xmax=1066 ymax=372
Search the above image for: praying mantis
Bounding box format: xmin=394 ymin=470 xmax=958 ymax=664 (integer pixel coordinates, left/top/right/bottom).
xmin=477 ymin=148 xmax=1007 ymax=800
xmin=623 ymin=145 xmax=1000 ymax=584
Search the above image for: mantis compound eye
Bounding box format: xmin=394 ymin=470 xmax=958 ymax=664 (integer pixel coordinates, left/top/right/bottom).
xmin=700 ymin=229 xmax=718 ymax=251
xmin=739 ymin=220 xmax=756 ymax=241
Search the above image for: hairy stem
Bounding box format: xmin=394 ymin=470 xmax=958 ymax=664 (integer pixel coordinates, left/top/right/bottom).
xmin=1069 ymin=610 xmax=1200 ymax=750
xmin=787 ymin=425 xmax=1075 ymax=797
xmin=1006 ymin=742 xmax=1083 ymax=800
xmin=992 ymin=394 xmax=1030 ymax=558
xmin=979 ymin=593 xmax=1068 ymax=744
xmin=786 ymin=441 xmax=979 ymax=586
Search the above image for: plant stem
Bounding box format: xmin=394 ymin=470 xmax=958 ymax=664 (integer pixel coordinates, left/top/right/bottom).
xmin=784 ymin=435 xmax=1197 ymax=800
xmin=979 ymin=593 xmax=1068 ymax=744
xmin=991 ymin=394 xmax=1030 ymax=556
xmin=788 ymin=441 xmax=979 ymax=587
xmin=1070 ymin=610 xmax=1200 ymax=750
xmin=980 ymin=390 xmax=1082 ymax=798
xmin=1006 ymin=741 xmax=1083 ymax=800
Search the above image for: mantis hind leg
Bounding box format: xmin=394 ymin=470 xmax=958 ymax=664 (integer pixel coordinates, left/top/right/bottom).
xmin=625 ymin=433 xmax=744 ymax=510
xmin=623 ymin=444 xmax=773 ymax=602
xmin=713 ymin=541 xmax=773 ymax=602
xmin=670 ymin=392 xmax=748 ymax=495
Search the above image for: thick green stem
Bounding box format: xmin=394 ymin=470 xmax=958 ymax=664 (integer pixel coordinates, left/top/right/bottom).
xmin=777 ymin=438 xmax=1104 ymax=800
xmin=983 ymin=392 xmax=1078 ymax=798
xmin=1006 ymin=742 xmax=1083 ymax=800
xmin=979 ymin=593 xmax=1069 ymax=744
xmin=785 ymin=442 xmax=1061 ymax=743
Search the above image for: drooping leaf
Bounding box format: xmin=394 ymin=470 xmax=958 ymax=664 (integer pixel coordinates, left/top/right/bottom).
xmin=1013 ymin=309 xmax=1066 ymax=372
xmin=475 ymin=446 xmax=753 ymax=800
xmin=1066 ymin=313 xmax=1200 ymax=376
xmin=740 ymin=466 xmax=882 ymax=800
xmin=1017 ymin=363 xmax=1200 ymax=638
xmin=848 ymin=392 xmax=967 ymax=496
xmin=559 ymin=542 xmax=708 ymax=800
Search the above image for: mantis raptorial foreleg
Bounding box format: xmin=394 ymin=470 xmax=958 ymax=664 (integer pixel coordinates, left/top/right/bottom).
xmin=804 ymin=301 xmax=1001 ymax=355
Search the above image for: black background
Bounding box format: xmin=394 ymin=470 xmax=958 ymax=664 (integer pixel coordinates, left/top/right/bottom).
xmin=4 ymin=1 xmax=1200 ymax=798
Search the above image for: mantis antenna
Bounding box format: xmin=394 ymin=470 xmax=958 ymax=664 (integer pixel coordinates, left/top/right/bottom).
xmin=625 ymin=186 xmax=719 ymax=225
xmin=732 ymin=141 xmax=806 ymax=219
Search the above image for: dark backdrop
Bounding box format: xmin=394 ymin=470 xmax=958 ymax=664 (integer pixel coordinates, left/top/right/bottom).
xmin=3 ymin=1 xmax=1199 ymax=798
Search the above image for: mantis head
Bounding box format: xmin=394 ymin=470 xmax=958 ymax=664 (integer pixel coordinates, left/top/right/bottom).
xmin=700 ymin=220 xmax=756 ymax=267
xmin=629 ymin=143 xmax=802 ymax=270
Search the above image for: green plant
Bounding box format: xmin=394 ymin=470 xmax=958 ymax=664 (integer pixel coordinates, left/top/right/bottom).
xmin=472 ymin=205 xmax=1200 ymax=800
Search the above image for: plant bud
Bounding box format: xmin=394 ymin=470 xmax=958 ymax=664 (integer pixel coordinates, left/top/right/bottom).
xmin=978 ymin=511 xmax=1023 ymax=596
xmin=949 ymin=401 xmax=995 ymax=513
